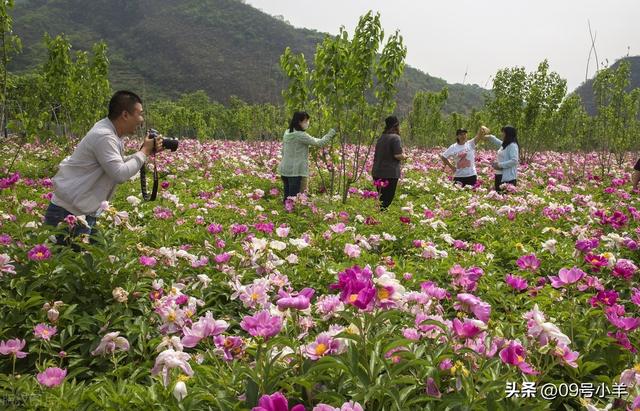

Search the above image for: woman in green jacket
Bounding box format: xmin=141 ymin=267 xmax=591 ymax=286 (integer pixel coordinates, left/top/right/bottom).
xmin=277 ymin=111 xmax=335 ymax=202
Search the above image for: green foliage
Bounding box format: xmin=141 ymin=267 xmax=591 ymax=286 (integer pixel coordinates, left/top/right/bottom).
xmin=7 ymin=33 xmax=111 ymax=141
xmin=147 ymin=92 xmax=286 ymax=140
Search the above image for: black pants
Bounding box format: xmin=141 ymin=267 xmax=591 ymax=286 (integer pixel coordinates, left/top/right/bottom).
xmin=44 ymin=203 xmax=98 ymax=248
xmin=373 ymin=177 xmax=398 ymax=210
xmin=494 ymin=175 xmax=517 ymax=192
xmin=281 ymin=176 xmax=302 ymax=202
xmin=453 ymin=175 xmax=477 ymax=187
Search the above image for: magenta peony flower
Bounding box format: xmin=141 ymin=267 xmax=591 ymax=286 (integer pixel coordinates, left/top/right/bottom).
xmin=27 ymin=244 xmax=51 ymax=261
xmin=516 ymin=254 xmax=540 ymax=272
xmin=33 ymin=323 xmax=57 ymax=340
xmin=584 ymin=253 xmax=608 ymax=271
xmin=499 ymin=340 xmax=538 ymax=375
xmin=452 ymin=318 xmax=486 ymax=339
xmin=612 ymin=259 xmax=638 ymax=280
xmin=575 ymin=238 xmax=599 ymax=253
xmin=240 ymin=310 xmax=283 ymax=340
xmin=505 ymin=274 xmax=528 ymax=291
xmin=589 ymin=289 xmax=619 ymax=307
xmin=207 ymin=223 xmax=223 ymax=234
xmin=139 ymin=255 xmax=157 ymax=267
xmin=548 ymin=267 xmax=585 ymax=288
xmin=252 ymin=392 xmax=305 ymax=411
xmin=329 ymin=265 xmax=376 ymax=310
xmin=37 ymin=367 xmax=67 ymax=387
xmin=0 ymin=338 xmax=27 ymax=358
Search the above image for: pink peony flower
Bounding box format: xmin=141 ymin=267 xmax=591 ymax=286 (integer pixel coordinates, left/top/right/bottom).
xmin=37 ymin=367 xmax=66 ymax=387
xmin=589 ymin=290 xmax=618 ymax=307
xmin=343 ymin=243 xmax=361 ymax=258
xmin=454 ymin=293 xmax=491 ymax=323
xmin=213 ymin=335 xmax=245 ymax=361
xmin=548 ymin=267 xmax=585 ymax=288
xmin=33 ymin=323 xmax=57 ymax=340
xmin=523 ymin=304 xmax=571 ymax=346
xmin=304 ymin=332 xmax=345 ymax=360
xmin=0 ymin=338 xmax=27 ymax=358
xmin=151 ymin=348 xmax=193 ymax=387
xmin=277 ymin=288 xmax=315 ymax=311
xmin=240 ymin=310 xmax=283 ymax=340
xmin=516 ymin=254 xmax=540 ymax=272
xmin=181 ymin=312 xmax=229 ymax=348
xmin=91 ymin=332 xmax=130 ymax=356
xmin=575 ymin=238 xmax=599 ymax=253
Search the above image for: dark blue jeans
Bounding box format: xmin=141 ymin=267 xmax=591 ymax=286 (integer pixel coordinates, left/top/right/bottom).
xmin=281 ymin=176 xmax=302 ymax=202
xmin=44 ymin=203 xmax=97 ymax=244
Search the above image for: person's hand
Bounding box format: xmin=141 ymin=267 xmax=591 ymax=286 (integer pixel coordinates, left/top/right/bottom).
xmin=141 ymin=132 xmax=164 ymax=156
xmin=492 ymin=161 xmax=501 ymax=170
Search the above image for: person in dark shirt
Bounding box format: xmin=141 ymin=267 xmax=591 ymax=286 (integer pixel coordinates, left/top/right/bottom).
xmin=371 ymin=116 xmax=408 ymax=210
xmin=632 ymin=158 xmax=640 ymax=192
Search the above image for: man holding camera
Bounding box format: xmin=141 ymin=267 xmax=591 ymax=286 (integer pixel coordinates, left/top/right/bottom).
xmin=44 ymin=90 xmax=163 ymax=239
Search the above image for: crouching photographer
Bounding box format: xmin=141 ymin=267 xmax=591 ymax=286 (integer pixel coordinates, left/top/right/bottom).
xmin=44 ymin=90 xmax=165 ymax=243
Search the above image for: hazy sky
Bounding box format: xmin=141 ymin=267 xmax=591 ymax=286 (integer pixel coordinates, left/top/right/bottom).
xmin=245 ymin=0 xmax=639 ymax=91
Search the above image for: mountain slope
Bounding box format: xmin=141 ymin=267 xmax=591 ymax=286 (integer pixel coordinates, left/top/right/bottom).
xmin=11 ymin=0 xmax=486 ymax=114
xmin=573 ymin=55 xmax=640 ymax=115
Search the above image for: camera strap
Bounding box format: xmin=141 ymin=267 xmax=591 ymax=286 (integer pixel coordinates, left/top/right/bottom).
xmin=140 ymin=154 xmax=159 ymax=201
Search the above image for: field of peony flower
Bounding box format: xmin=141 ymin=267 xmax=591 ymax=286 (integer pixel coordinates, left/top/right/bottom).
xmin=0 ymin=139 xmax=639 ymax=410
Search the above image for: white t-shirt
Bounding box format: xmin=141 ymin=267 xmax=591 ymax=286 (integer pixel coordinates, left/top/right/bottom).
xmin=442 ymin=139 xmax=477 ymax=178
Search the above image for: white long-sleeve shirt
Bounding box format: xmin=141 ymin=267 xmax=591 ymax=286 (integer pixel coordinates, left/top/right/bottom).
xmin=51 ymin=118 xmax=147 ymax=216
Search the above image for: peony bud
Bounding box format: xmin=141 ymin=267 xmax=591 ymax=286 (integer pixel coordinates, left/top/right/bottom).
xmin=47 ymin=308 xmax=59 ymax=323
xmin=173 ymin=380 xmax=188 ymax=401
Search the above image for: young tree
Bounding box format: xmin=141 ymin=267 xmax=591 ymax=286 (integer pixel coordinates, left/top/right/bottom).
xmin=281 ymin=11 xmax=406 ymax=203
xmin=592 ymin=61 xmax=640 ymax=174
xmin=487 ymin=60 xmax=566 ymax=163
xmin=0 ymin=0 xmax=21 ymax=138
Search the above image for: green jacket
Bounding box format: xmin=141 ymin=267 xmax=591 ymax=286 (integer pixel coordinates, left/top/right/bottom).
xmin=277 ymin=129 xmax=335 ymax=177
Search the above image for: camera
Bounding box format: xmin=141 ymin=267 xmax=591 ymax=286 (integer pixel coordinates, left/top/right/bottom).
xmin=148 ymin=129 xmax=179 ymax=152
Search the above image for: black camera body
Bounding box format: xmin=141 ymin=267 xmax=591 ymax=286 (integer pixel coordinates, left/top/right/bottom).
xmin=148 ymin=129 xmax=179 ymax=152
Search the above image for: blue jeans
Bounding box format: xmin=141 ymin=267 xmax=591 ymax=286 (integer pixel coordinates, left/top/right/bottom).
xmin=44 ymin=203 xmax=97 ymax=244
